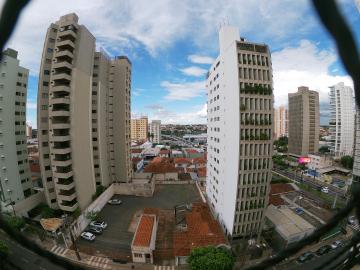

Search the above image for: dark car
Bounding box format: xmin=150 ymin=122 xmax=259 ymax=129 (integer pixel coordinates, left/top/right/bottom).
xmin=297 ymin=252 xmax=315 ymax=263
xmin=316 ymin=245 xmax=332 ymax=256
xmin=87 ymin=225 xmax=103 ymax=235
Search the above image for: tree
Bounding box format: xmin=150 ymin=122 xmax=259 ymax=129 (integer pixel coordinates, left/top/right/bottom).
xmin=41 ymin=205 xmax=56 ymax=218
xmin=0 ymin=241 xmax=9 ymax=270
xmin=92 ymin=185 xmax=105 ymax=200
xmin=187 ymin=246 xmax=234 ymax=270
xmin=86 ymin=210 xmax=100 ymax=221
xmin=319 ymin=145 xmax=330 ymax=154
xmin=274 ymin=136 xmax=288 ymax=153
xmin=5 ymin=216 xmax=25 ymax=230
xmin=341 ymin=155 xmax=354 ymax=169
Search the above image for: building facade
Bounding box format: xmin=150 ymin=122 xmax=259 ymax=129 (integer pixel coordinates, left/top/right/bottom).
xmin=131 ymin=116 xmax=148 ymax=141
xmin=329 ymin=82 xmax=355 ymax=157
xmin=352 ymin=109 xmax=360 ymax=188
xmin=274 ymin=105 xmax=288 ymax=139
xmin=288 ymin=87 xmax=320 ymax=155
xmin=150 ymin=120 xmax=161 ymax=144
xmin=37 ymin=13 xmax=131 ymax=213
xmin=0 ymin=48 xmax=32 ymax=205
xmin=206 ymin=26 xmax=273 ymax=239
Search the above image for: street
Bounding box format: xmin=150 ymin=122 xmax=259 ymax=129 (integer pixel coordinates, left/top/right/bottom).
xmin=273 ymin=168 xmax=347 ymax=200
xmin=0 ymin=232 xmax=66 ymax=270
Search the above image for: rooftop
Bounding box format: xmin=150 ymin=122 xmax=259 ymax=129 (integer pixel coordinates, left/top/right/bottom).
xmin=174 ymin=157 xmax=191 ymax=164
xmin=173 ymin=203 xmax=226 ymax=257
xmin=132 ymin=214 xmax=156 ymax=247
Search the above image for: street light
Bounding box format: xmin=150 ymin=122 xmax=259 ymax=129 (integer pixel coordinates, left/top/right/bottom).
xmin=62 ymin=214 xmax=81 ymax=261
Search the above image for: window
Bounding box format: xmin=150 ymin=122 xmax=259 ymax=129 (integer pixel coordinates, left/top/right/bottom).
xmin=46 ymin=177 xmax=52 ymax=182
xmin=41 ymin=105 xmax=48 ymax=110
xmin=42 ymin=142 xmax=49 ymax=147
xmin=43 ymin=81 xmax=49 ymax=86
xmin=49 ymin=38 xmax=55 ymax=43
xmin=48 ymin=188 xmax=55 ymax=193
xmin=17 ymin=72 xmax=23 ymax=77
xmin=44 ymin=70 xmax=50 ymax=75
xmin=42 ymin=93 xmax=49 ymax=99
xmin=45 ymin=165 xmax=51 ymax=171
xmin=47 ymin=48 xmax=53 ymax=53
xmin=51 ymin=199 xmax=57 ymax=203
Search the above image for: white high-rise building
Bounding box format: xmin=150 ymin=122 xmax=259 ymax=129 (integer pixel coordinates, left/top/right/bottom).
xmin=150 ymin=120 xmax=161 ymax=144
xmin=0 ymin=48 xmax=32 ymax=205
xmin=329 ymin=82 xmax=355 ymax=156
xmin=206 ymin=26 xmax=273 ymax=239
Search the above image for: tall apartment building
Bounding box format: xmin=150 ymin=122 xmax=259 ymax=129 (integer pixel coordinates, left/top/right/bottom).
xmin=150 ymin=120 xmax=161 ymax=144
xmin=329 ymin=82 xmax=355 ymax=156
xmin=0 ymin=48 xmax=32 ymax=206
xmin=274 ymin=105 xmax=288 ymax=139
xmin=353 ymin=109 xmax=360 ymax=188
xmin=37 ymin=13 xmax=131 ymax=213
xmin=131 ymin=116 xmax=148 ymax=141
xmin=206 ymin=26 xmax=273 ymax=239
xmin=288 ymin=87 xmax=319 ymax=155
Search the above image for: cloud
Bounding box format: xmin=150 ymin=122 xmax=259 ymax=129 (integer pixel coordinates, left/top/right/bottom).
xmin=145 ymin=104 xmax=164 ymax=110
xmin=272 ymin=40 xmax=353 ymax=106
xmin=147 ymin=104 xmax=207 ymax=124
xmin=188 ymin=54 xmax=214 ymax=65
xmin=161 ymin=80 xmax=206 ymax=101
xmin=179 ymin=66 xmax=208 ymax=77
xmin=27 ymin=101 xmax=37 ymax=109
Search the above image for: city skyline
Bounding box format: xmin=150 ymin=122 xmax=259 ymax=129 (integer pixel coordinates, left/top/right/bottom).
xmin=1 ymin=0 xmax=359 ymax=128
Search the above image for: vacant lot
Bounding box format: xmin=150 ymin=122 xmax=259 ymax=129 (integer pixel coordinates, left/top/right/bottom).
xmin=76 ymin=184 xmax=201 ymax=260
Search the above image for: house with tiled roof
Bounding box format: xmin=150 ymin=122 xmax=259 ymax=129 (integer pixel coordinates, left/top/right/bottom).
xmin=143 ymin=157 xmax=178 ymax=181
xmin=131 ymin=214 xmax=158 ymax=264
xmin=131 ymin=148 xmax=143 ymax=158
xmin=159 ymin=149 xmax=170 ymax=158
xmin=190 ymin=157 xmax=206 ymax=169
xmin=173 ymin=203 xmax=228 ymax=265
xmin=174 ymin=158 xmax=191 ymax=170
xmin=183 ymin=148 xmax=204 ymax=159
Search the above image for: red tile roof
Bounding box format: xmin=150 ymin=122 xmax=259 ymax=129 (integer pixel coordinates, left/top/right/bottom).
xmin=174 ymin=157 xmax=191 ymax=164
xmin=173 ymin=203 xmax=226 ymax=257
xmin=192 ymin=157 xmax=206 ymax=164
xmin=133 ymin=215 xmax=155 ymax=247
xmin=143 ymin=158 xmax=177 ymax=173
xmin=131 ymin=148 xmax=143 ymax=153
xmin=160 ymin=149 xmax=170 ymax=154
xmin=197 ymin=167 xmax=206 ymax=178
xmin=185 ymin=149 xmax=199 ymax=154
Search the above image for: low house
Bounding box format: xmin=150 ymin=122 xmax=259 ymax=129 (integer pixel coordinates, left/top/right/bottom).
xmin=171 ymin=150 xmax=183 ymax=158
xmin=174 ymin=158 xmax=191 ymax=171
xmin=190 ymin=157 xmax=206 ymax=169
xmin=183 ymin=148 xmax=204 ymax=159
xmin=173 ymin=203 xmax=227 ymax=265
xmin=131 ymin=148 xmax=143 ymax=158
xmin=159 ymin=149 xmax=171 ymax=158
xmin=143 ymin=157 xmax=178 ymax=181
xmin=265 ymin=205 xmax=315 ymax=249
xmin=131 ymin=214 xmax=158 ymax=264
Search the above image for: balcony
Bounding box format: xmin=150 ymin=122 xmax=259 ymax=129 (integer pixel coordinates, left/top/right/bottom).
xmin=56 ymin=39 xmax=75 ymax=50
xmin=54 ymin=50 xmax=74 ymax=60
xmin=52 ymin=158 xmax=72 ymax=167
xmin=53 ymin=170 xmax=73 ymax=179
xmin=52 ymin=73 xmax=72 ymax=82
xmin=52 ymin=123 xmax=70 ymax=130
xmin=57 ymin=188 xmax=77 ymax=201
xmin=53 ymin=61 xmax=72 ymax=70
xmin=59 ymin=199 xmax=78 ymax=212
xmin=50 ymin=97 xmax=70 ymax=105
xmin=58 ymin=29 xmax=77 ymax=41
xmin=51 ymin=110 xmax=70 ymax=117
xmin=52 ymin=135 xmax=70 ymax=142
xmin=56 ymin=177 xmax=75 ymax=190
xmin=51 ymin=85 xmax=70 ymax=94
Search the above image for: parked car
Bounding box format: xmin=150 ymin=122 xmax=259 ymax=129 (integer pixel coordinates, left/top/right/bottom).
xmin=81 ymin=232 xmax=95 ymax=241
xmin=316 ymin=245 xmax=332 ymax=256
xmin=295 ymin=207 xmax=304 ymax=214
xmin=321 ymin=187 xmax=329 ymax=193
xmin=90 ymin=221 xmax=108 ymax=230
xmin=348 ymin=216 xmax=356 ymax=225
xmin=87 ymin=225 xmax=103 ymax=235
xmin=331 ymin=240 xmax=343 ymax=249
xmin=108 ymin=198 xmax=122 ymax=205
xmin=297 ymin=252 xmax=315 ymax=263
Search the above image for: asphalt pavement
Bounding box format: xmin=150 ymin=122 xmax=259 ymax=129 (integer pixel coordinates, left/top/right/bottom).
xmin=0 ymin=232 xmax=65 ymax=270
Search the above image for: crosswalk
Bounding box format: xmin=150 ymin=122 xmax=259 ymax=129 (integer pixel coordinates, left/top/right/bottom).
xmin=350 ymin=223 xmax=360 ymax=231
xmin=87 ymin=256 xmax=111 ymax=269
xmin=50 ymin=245 xmax=68 ymax=256
xmin=154 ymin=266 xmax=175 ymax=270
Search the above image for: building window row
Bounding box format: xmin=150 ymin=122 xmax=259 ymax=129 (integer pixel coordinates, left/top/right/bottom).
xmin=239 ymin=158 xmax=271 ymax=171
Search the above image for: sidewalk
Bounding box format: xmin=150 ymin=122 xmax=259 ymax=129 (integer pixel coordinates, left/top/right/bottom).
xmin=30 ymin=234 xmax=181 ymax=270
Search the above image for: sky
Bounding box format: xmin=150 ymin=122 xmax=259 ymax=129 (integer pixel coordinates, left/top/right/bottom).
xmin=1 ymin=0 xmax=360 ymax=128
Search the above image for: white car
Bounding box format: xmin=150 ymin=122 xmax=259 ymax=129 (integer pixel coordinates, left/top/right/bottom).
xmin=81 ymin=232 xmax=95 ymax=241
xmin=90 ymin=221 xmax=108 ymax=229
xmin=108 ymin=198 xmax=122 ymax=205
xmin=331 ymin=240 xmax=342 ymax=249
xmin=321 ymin=187 xmax=329 ymax=193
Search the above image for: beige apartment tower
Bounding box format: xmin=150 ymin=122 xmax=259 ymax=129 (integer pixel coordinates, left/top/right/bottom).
xmin=131 ymin=117 xmax=148 ymax=141
xmin=288 ymin=86 xmax=319 ymax=155
xmin=274 ymin=106 xmax=288 ymax=139
xmin=37 ymin=13 xmax=131 ymax=212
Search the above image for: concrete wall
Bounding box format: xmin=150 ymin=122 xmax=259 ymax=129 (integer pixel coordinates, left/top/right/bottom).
xmin=153 ymin=172 xmax=178 ymax=182
xmin=13 ymin=191 xmax=45 ymax=217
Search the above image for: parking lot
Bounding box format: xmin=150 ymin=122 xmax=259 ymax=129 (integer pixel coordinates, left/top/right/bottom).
xmin=76 ymin=184 xmax=201 ymax=260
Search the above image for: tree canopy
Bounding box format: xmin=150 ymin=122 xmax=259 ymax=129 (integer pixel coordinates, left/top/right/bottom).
xmin=187 ymin=246 xmax=234 ymax=270
xmin=341 ymin=155 xmax=354 ymax=169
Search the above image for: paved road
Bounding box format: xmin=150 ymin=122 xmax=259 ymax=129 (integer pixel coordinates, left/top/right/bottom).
xmin=0 ymin=232 xmax=65 ymax=270
xmin=273 ymin=168 xmax=347 ymax=200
